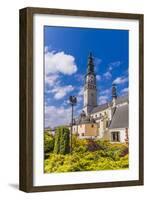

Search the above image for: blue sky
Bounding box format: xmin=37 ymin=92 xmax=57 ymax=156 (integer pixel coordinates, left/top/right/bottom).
xmin=44 ymin=26 xmax=129 ymax=128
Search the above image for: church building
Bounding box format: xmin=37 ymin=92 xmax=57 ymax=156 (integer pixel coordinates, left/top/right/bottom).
xmin=72 ymin=53 xmax=129 ymax=143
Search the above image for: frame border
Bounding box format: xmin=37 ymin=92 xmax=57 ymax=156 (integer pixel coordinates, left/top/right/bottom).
xmin=19 ymin=7 xmax=144 ymax=192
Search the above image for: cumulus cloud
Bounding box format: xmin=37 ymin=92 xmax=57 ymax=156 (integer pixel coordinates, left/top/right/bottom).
xmin=78 ymin=87 xmax=84 ymax=96
xmin=113 ymin=76 xmax=128 ymax=84
xmin=94 ymin=57 xmax=102 ymax=71
xmin=121 ymin=87 xmax=128 ymax=94
xmin=96 ymin=75 xmax=101 ymax=81
xmin=103 ymin=71 xmax=112 ymax=80
xmin=48 ymin=85 xmax=74 ymax=100
xmin=99 ymin=95 xmax=109 ymax=105
xmin=44 ymin=47 xmax=77 ymax=102
xmin=45 ymin=49 xmax=77 ymax=75
xmin=45 ymin=105 xmax=71 ymax=128
xmin=108 ymin=61 xmax=122 ymax=71
xmin=45 ymin=74 xmax=59 ymax=87
xmin=100 ymin=88 xmax=111 ymax=96
xmin=74 ymin=74 xmax=84 ymax=82
xmin=76 ymin=87 xmax=84 ymax=103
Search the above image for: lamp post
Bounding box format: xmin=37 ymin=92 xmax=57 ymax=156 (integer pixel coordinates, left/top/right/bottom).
xmin=69 ymin=96 xmax=77 ymax=153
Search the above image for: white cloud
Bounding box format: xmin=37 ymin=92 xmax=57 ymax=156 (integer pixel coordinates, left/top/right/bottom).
xmin=96 ymin=75 xmax=101 ymax=81
xmin=94 ymin=57 xmax=102 ymax=69
xmin=103 ymin=71 xmax=112 ymax=79
xmin=45 ymin=74 xmax=59 ymax=86
xmin=76 ymin=87 xmax=83 ymax=103
xmin=108 ymin=61 xmax=122 ymax=71
xmin=45 ymin=105 xmax=71 ymax=128
xmin=100 ymin=88 xmax=111 ymax=96
xmin=113 ymin=76 xmax=128 ymax=84
xmin=74 ymin=74 xmax=84 ymax=82
xmin=99 ymin=95 xmax=109 ymax=105
xmin=45 ymin=50 xmax=77 ymax=75
xmin=44 ymin=46 xmax=49 ymax=53
xmin=121 ymin=87 xmax=128 ymax=94
xmin=78 ymin=87 xmax=83 ymax=96
xmin=49 ymin=85 xmax=74 ymax=100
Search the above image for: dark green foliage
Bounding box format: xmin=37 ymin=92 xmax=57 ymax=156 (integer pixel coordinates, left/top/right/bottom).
xmin=86 ymin=139 xmax=102 ymax=152
xmin=54 ymin=126 xmax=70 ymax=154
xmin=59 ymin=127 xmax=70 ymax=154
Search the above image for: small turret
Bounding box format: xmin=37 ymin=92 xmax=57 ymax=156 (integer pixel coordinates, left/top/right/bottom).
xmin=112 ymin=84 xmax=117 ymax=107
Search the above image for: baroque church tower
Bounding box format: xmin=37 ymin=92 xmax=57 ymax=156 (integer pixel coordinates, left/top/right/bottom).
xmin=83 ymin=53 xmax=97 ymax=115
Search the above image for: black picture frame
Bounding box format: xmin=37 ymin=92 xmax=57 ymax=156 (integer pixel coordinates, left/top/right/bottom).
xmin=19 ymin=7 xmax=144 ymax=192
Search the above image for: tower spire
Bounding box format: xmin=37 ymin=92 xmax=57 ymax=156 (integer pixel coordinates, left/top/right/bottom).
xmin=112 ymin=83 xmax=117 ymax=99
xmin=87 ymin=52 xmax=94 ymax=73
xmin=83 ymin=53 xmax=97 ymax=115
xmin=112 ymin=83 xmax=117 ymax=107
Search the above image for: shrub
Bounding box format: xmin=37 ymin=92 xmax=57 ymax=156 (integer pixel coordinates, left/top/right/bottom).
xmin=54 ymin=126 xmax=70 ymax=154
xmin=59 ymin=127 xmax=70 ymax=154
xmin=86 ymin=139 xmax=102 ymax=152
xmin=44 ymin=150 xmax=129 ymax=173
xmin=53 ymin=128 xmax=61 ymax=154
xmin=72 ymin=134 xmax=88 ymax=153
xmin=44 ymin=132 xmax=54 ymax=153
xmin=45 ymin=134 xmax=129 ymax=173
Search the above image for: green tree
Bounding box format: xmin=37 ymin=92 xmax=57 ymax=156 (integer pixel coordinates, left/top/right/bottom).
xmin=54 ymin=128 xmax=61 ymax=154
xmin=60 ymin=127 xmax=70 ymax=154
xmin=44 ymin=131 xmax=54 ymax=153
xmin=54 ymin=126 xmax=70 ymax=154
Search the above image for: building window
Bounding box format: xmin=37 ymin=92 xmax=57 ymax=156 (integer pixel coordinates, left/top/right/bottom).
xmin=95 ymin=114 xmax=97 ymax=118
xmin=111 ymin=132 xmax=120 ymax=142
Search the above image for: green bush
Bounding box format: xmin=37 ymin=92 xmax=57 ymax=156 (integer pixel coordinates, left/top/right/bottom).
xmin=44 ymin=132 xmax=54 ymax=153
xmin=44 ymin=150 xmax=129 ymax=173
xmin=59 ymin=127 xmax=70 ymax=154
xmin=53 ymin=128 xmax=61 ymax=154
xmin=54 ymin=126 xmax=70 ymax=155
xmin=44 ymin=132 xmax=129 ymax=173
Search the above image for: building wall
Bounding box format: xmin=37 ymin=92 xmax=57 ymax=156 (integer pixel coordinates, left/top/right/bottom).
xmin=77 ymin=124 xmax=85 ymax=136
xmin=72 ymin=123 xmax=128 ymax=143
xmin=84 ymin=123 xmax=98 ymax=136
xmin=72 ymin=123 xmax=99 ymax=137
xmin=109 ymin=128 xmax=127 ymax=143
